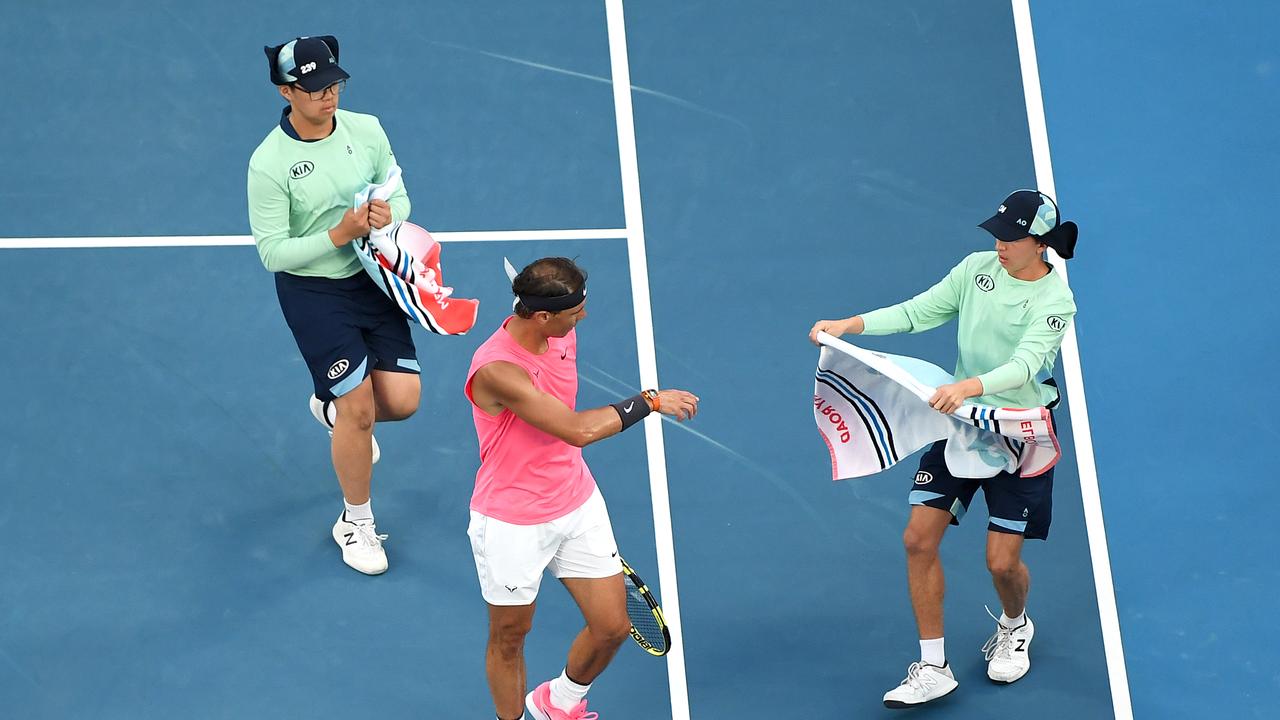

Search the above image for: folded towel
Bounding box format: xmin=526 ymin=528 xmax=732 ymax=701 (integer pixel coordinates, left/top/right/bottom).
xmin=351 ymin=167 xmax=478 ymax=335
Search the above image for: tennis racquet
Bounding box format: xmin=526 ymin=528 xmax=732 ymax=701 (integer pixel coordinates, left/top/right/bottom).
xmin=620 ymin=556 xmax=672 ymax=657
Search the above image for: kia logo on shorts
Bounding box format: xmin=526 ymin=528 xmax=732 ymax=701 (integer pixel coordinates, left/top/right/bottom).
xmin=327 ymin=359 xmax=349 ymax=380
xmin=290 ymin=161 xmax=315 ymax=179
xmin=914 ymin=471 xmax=933 ymax=485
xmin=1046 ymin=315 xmax=1066 ymax=332
xmin=975 ymin=274 xmax=995 ymax=292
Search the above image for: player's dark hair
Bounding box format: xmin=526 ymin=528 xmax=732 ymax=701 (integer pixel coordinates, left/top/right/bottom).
xmin=513 ymin=257 xmax=587 ymax=318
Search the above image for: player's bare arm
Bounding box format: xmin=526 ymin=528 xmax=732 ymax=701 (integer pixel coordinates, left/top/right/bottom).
xmin=472 ymin=362 xmax=699 ymax=448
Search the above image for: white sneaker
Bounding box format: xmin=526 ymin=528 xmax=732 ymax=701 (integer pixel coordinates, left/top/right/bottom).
xmin=332 ymin=512 xmax=388 ymax=575
xmin=982 ymin=609 xmax=1035 ymax=683
xmin=883 ymin=661 xmax=958 ymax=708
xmin=309 ymin=395 xmax=380 ymax=464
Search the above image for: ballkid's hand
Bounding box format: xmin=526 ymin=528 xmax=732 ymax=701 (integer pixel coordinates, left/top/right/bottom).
xmin=928 ymin=382 xmax=970 ymax=415
xmin=368 ymin=199 xmax=392 ymax=229
xmin=809 ymin=319 xmax=848 ymax=346
xmin=331 ymin=203 xmax=372 ymax=246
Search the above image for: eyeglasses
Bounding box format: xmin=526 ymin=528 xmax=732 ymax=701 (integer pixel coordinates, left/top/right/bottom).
xmin=295 ymin=79 xmax=346 ymax=101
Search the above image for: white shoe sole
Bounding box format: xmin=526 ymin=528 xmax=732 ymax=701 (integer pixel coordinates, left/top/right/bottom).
xmin=884 ymin=683 xmax=958 ymax=709
xmin=524 ymin=692 xmax=551 ymax=720
xmin=988 ymin=665 xmax=1030 ymax=684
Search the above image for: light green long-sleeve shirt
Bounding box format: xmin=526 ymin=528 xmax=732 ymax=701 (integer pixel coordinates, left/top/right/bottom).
xmin=860 ymin=251 xmax=1076 ymax=408
xmin=247 ymin=108 xmax=410 ymax=278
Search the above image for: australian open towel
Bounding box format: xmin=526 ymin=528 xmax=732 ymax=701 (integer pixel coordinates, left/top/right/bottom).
xmin=351 ymin=166 xmax=479 ymax=335
xmin=813 ymin=332 xmax=1060 ymax=480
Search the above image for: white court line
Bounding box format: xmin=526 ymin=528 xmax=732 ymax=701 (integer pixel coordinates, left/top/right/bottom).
xmin=1012 ymin=2 xmax=1133 ymax=718
xmin=0 ymin=228 xmax=628 ymax=250
xmin=605 ymin=2 xmax=691 ymax=720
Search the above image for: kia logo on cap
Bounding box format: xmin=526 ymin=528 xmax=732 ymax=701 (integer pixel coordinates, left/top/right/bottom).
xmin=290 ymin=161 xmax=314 ymax=179
xmin=975 ymin=274 xmax=995 ymax=292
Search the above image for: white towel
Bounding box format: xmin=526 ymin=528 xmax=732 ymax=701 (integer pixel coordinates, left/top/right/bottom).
xmin=813 ymin=332 xmax=1060 ymax=480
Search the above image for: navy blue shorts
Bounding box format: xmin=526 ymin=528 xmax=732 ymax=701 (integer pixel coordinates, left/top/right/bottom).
xmin=909 ymin=439 xmax=1055 ymax=540
xmin=275 ymin=271 xmax=419 ymax=402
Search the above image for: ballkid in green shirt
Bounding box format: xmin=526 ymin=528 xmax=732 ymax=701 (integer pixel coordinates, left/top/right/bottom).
xmin=810 ymin=190 xmax=1079 ymax=707
xmin=248 ymin=35 xmax=420 ymax=577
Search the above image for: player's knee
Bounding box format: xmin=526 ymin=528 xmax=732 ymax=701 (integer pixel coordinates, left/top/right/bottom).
xmin=489 ymin=618 xmax=533 ymax=657
xmin=334 ymin=382 xmax=377 ymax=430
xmin=376 ymin=378 xmax=420 ymax=421
xmin=592 ymin=616 xmax=632 ymax=648
xmin=343 ymin=403 xmax=376 ymax=432
xmin=986 ymin=554 xmax=1021 ymax=579
xmin=903 ymin=525 xmax=941 ymax=557
xmin=384 ymin=395 xmax=419 ymax=421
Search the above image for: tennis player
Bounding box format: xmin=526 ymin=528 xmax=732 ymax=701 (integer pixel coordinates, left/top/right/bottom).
xmin=809 ymin=190 xmax=1079 ymax=707
xmin=465 ymin=257 xmax=698 ymax=720
xmin=248 ymin=36 xmax=418 ymax=575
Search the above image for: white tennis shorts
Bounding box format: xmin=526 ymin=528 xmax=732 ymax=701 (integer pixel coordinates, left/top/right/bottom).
xmin=467 ymin=487 xmax=621 ymax=606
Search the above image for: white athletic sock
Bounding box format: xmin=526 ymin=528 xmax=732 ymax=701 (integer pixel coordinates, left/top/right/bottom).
xmin=344 ymin=499 xmax=374 ymax=524
xmin=548 ymin=669 xmax=590 ymax=712
xmin=1000 ymin=611 xmax=1026 ymax=629
xmin=919 ymin=637 xmax=946 ymax=667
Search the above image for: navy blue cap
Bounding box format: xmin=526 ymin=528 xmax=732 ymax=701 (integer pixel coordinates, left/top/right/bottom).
xmin=264 ymin=36 xmax=349 ymax=92
xmin=979 ymin=189 xmax=1078 ymax=258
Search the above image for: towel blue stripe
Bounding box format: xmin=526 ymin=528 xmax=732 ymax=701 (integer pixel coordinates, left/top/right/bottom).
xmin=818 ymin=369 xmax=892 ymax=463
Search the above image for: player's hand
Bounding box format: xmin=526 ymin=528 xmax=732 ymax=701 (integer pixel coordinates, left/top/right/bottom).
xmin=809 ymin=318 xmax=849 ymax=345
xmin=656 ymin=389 xmax=699 ymax=421
xmin=330 ymin=203 xmax=371 ymax=246
xmin=928 ymin=382 xmax=969 ymax=415
xmin=368 ymin=199 xmax=392 ymax=229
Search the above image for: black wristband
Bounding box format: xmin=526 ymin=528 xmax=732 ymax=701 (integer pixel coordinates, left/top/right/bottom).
xmin=610 ymin=392 xmax=653 ymax=431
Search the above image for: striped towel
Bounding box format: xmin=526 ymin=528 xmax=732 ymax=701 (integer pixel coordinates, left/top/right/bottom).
xmin=352 ymin=167 xmax=479 ymax=335
xmin=813 ymin=332 xmax=1059 ymax=480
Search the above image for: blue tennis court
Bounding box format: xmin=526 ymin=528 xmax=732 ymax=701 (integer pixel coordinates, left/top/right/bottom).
xmin=1 ymin=1 xmax=1274 ymax=718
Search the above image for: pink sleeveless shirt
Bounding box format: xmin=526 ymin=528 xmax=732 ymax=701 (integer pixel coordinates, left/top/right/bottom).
xmin=464 ymin=318 xmax=597 ymax=524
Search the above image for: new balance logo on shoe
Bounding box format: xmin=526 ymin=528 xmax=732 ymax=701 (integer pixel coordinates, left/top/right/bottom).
xmin=984 ymin=611 xmax=1035 ymax=684
xmin=883 ymin=661 xmax=958 ymax=708
xmin=332 ymin=513 xmax=388 ymax=575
